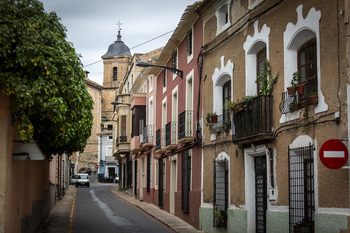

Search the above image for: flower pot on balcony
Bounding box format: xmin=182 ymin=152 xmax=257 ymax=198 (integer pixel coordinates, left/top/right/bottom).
xmin=309 ymin=95 xmax=318 ymax=105
xmin=212 ymin=115 xmax=218 ymax=123
xmin=287 ymin=86 xmax=296 ymax=96
xmin=232 ymin=102 xmax=243 ymax=113
xmin=296 ymin=84 xmax=305 ymax=94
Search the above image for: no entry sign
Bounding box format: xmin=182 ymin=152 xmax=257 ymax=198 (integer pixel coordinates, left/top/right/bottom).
xmin=320 ymin=139 xmax=348 ymax=169
xmin=95 ymin=164 xmax=99 ymax=169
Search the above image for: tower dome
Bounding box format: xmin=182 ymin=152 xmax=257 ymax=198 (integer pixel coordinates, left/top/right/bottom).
xmin=101 ymin=30 xmax=131 ymax=58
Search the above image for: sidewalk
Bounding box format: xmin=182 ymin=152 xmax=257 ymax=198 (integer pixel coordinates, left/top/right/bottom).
xmin=38 ymin=186 xmax=75 ymax=233
xmin=110 ymin=186 xmax=202 ymax=233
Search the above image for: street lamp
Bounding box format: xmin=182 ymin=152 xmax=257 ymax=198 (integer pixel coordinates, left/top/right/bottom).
xmin=136 ymin=61 xmax=183 ymax=79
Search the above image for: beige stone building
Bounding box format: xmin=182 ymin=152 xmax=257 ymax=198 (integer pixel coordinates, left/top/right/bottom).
xmin=197 ymin=0 xmax=350 ymax=232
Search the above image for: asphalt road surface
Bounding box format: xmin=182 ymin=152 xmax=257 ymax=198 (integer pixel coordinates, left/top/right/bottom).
xmin=72 ymin=178 xmax=174 ymax=233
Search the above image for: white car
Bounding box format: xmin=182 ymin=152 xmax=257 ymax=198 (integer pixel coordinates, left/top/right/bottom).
xmin=76 ymin=173 xmax=90 ymax=187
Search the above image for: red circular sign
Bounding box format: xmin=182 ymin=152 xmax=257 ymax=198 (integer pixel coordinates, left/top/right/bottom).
xmin=95 ymin=164 xmax=99 ymax=169
xmin=320 ymin=139 xmax=348 ymax=169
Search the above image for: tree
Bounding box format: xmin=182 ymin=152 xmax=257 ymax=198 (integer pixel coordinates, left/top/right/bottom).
xmin=0 ymin=0 xmax=94 ymax=155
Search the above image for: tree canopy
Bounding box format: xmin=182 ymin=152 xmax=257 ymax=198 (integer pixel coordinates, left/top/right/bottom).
xmin=0 ymin=0 xmax=94 ymax=155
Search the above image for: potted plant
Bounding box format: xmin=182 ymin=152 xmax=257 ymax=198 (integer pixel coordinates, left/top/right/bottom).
xmin=222 ymin=121 xmax=231 ymax=133
xmin=309 ymin=91 xmax=318 ymax=105
xmin=232 ymin=100 xmax=244 ymax=113
xmin=241 ymin=95 xmax=256 ymax=108
xmin=223 ymin=100 xmax=237 ymax=113
xmin=256 ymin=59 xmax=279 ymax=96
xmin=287 ymin=71 xmax=304 ymax=96
xmin=291 ymin=71 xmax=304 ymax=94
xmin=293 ymin=217 xmax=314 ymax=233
xmin=205 ymin=112 xmax=217 ymax=127
xmin=214 ymin=209 xmax=227 ymax=229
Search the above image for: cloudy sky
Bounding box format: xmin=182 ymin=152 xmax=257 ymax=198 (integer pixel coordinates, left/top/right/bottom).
xmin=40 ymin=0 xmax=199 ymax=85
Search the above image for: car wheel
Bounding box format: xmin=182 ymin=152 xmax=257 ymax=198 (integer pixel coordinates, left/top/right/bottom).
xmin=87 ymin=184 xmax=90 ymax=187
xmin=76 ymin=184 xmax=78 ymax=187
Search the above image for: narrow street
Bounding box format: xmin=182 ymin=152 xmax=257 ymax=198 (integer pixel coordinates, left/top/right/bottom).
xmin=72 ymin=175 xmax=174 ymax=233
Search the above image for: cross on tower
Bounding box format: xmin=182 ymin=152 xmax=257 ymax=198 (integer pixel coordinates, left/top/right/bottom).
xmin=116 ymin=21 xmax=123 ymax=31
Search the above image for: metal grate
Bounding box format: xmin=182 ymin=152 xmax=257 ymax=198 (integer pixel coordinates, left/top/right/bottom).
xmin=289 ymin=144 xmax=315 ymax=233
xmin=213 ymin=159 xmax=228 ymax=229
xmin=158 ymin=158 xmax=164 ymax=207
xmin=147 ymin=153 xmax=151 ymax=193
xmin=156 ymin=129 xmax=161 ymax=150
xmin=178 ymin=110 xmax=193 ymax=140
xmin=255 ymin=156 xmax=267 ymax=233
xmin=182 ymin=150 xmax=191 ymax=213
xmin=134 ymin=160 xmax=138 ymax=195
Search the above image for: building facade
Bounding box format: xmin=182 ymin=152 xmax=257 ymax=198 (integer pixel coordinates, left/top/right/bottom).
xmin=198 ymin=0 xmax=350 ymax=232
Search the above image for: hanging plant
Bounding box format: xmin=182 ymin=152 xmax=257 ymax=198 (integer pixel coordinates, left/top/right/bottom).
xmin=256 ymin=59 xmax=279 ymax=96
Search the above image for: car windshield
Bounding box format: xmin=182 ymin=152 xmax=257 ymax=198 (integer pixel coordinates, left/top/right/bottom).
xmin=78 ymin=175 xmax=88 ymax=179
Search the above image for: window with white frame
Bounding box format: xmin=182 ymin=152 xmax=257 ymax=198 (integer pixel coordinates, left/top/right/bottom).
xmin=215 ymin=0 xmax=231 ymax=35
xmin=187 ymin=28 xmax=193 ymax=63
xmin=172 ymin=50 xmax=178 ymax=80
xmin=281 ymin=5 xmax=327 ymax=123
xmin=162 ymin=69 xmax=167 ymax=93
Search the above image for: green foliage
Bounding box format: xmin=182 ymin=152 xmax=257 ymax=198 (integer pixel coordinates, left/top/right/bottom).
xmin=291 ymin=71 xmax=302 ymax=88
xmin=256 ymin=59 xmax=279 ymax=96
xmin=0 ymin=0 xmax=93 ymax=155
xmin=205 ymin=112 xmax=216 ymax=127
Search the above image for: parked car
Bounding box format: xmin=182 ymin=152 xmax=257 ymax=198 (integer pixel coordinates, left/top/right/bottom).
xmin=114 ymin=176 xmax=119 ymax=183
xmin=78 ymin=167 xmax=92 ymax=175
xmin=76 ymin=173 xmax=90 ymax=187
xmin=70 ymin=174 xmax=77 ymax=185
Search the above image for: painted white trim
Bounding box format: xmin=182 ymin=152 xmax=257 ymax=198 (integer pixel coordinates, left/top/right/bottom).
xmin=215 ymin=0 xmax=231 ymax=36
xmin=243 ymin=20 xmax=270 ymax=96
xmin=215 ymin=151 xmax=230 ymax=208
xmin=186 ymin=70 xmax=194 ymax=111
xmin=281 ymin=5 xmax=327 ymax=123
xmin=187 ymin=27 xmax=194 ymax=64
xmin=211 ymin=56 xmax=234 ymax=115
xmin=244 ymin=145 xmax=267 ymax=233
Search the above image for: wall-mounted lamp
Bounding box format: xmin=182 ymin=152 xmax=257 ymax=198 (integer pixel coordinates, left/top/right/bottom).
xmin=136 ymin=61 xmax=183 ymax=79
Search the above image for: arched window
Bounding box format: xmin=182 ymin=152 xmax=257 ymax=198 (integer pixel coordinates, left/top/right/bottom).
xmin=256 ymin=47 xmax=266 ymax=95
xmin=222 ymin=80 xmax=231 ymax=123
xmin=113 ymin=67 xmax=118 ymax=81
xmin=298 ymin=39 xmax=317 ymax=96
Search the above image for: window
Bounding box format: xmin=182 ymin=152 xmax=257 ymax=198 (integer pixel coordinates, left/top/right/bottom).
xmin=121 ymin=116 xmax=126 ymax=142
xmin=187 ymin=29 xmax=192 ymax=57
xmin=298 ymin=40 xmax=317 ymax=97
xmin=182 ymin=149 xmax=191 ymax=213
xmin=288 ymin=144 xmax=314 ymax=232
xmin=149 ymin=76 xmax=153 ymax=92
xmin=216 ymin=1 xmax=230 ymax=35
xmin=213 ymin=158 xmax=228 ymax=229
xmin=162 ymin=69 xmax=167 ymax=92
xmin=113 ymin=67 xmax=118 ymax=81
xmin=256 ymin=48 xmax=266 ymax=95
xmin=172 ymin=51 xmax=177 ymax=70
xmin=107 ymin=124 xmax=113 ymax=130
xmin=222 ymin=80 xmax=231 ymax=123
xmin=147 ymin=152 xmax=151 ymax=193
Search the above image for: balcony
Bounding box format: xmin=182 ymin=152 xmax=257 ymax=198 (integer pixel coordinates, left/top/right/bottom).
xmin=142 ymin=125 xmax=154 ymax=149
xmin=279 ymin=80 xmax=318 ymax=114
xmin=178 ymin=110 xmax=193 ymax=144
xmin=131 ymin=135 xmax=144 ymax=154
xmin=113 ymin=135 xmax=130 ymax=159
xmin=105 ymin=156 xmax=118 ymax=163
xmin=232 ymin=95 xmax=273 ymax=145
xmin=165 ymin=121 xmax=177 ymax=151
xmin=155 ymin=128 xmax=166 ymax=154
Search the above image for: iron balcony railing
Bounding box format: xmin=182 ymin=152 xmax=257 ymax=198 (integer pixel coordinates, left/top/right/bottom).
xmin=279 ymin=79 xmax=317 ymax=114
xmin=119 ymin=135 xmax=127 ymax=143
xmin=233 ymin=95 xmax=272 ymax=139
xmin=155 ymin=128 xmax=166 ymax=151
xmin=156 ymin=129 xmax=161 ymax=151
xmin=142 ymin=125 xmax=154 ymax=144
xmin=178 ymin=110 xmax=193 ymax=140
xmin=166 ymin=121 xmax=177 ymax=146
